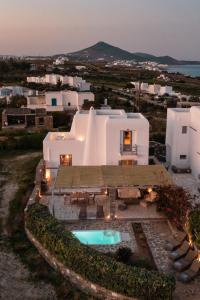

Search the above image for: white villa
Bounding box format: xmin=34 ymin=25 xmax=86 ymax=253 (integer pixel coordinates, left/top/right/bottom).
xmin=27 ymin=90 xmax=94 ymax=111
xmin=27 ymin=74 xmax=91 ymax=91
xmin=43 ymin=107 xmax=149 ymax=171
xmin=132 ymin=82 xmax=174 ymax=96
xmin=166 ymin=106 xmax=200 ymax=180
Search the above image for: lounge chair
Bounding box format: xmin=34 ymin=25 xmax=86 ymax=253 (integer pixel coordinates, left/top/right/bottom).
xmin=173 ymin=250 xmax=198 ymax=272
xmin=169 ymin=241 xmax=190 ymax=261
xmin=165 ymin=231 xmax=187 ymax=251
xmin=178 ymin=259 xmax=200 ymax=283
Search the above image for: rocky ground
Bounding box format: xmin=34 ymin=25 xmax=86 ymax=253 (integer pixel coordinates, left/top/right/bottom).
xmin=0 ymin=152 xmax=57 ymax=300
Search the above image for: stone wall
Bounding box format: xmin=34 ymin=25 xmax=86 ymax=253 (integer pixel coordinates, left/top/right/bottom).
xmin=25 ymin=227 xmax=137 ymax=300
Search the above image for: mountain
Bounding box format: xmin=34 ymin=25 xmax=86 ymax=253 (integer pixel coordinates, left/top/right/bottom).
xmin=67 ymin=41 xmax=137 ymax=61
xmin=65 ymin=41 xmax=200 ymax=65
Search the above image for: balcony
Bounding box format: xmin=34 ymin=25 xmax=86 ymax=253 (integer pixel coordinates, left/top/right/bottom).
xmin=120 ymin=144 xmax=138 ymax=155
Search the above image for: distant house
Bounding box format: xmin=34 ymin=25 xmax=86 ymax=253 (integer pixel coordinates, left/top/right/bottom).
xmin=0 ymin=86 xmax=35 ymax=102
xmin=132 ymin=81 xmax=174 ymax=96
xmin=43 ymin=107 xmax=149 ymax=169
xmin=27 ymin=90 xmax=95 ymax=112
xmin=27 ymin=74 xmax=91 ymax=91
xmin=2 ymin=108 xmax=53 ymax=131
xmin=166 ymin=106 xmax=200 ymax=180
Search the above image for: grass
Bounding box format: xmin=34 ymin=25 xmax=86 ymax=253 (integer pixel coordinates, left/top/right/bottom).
xmin=5 ymin=153 xmax=94 ymax=300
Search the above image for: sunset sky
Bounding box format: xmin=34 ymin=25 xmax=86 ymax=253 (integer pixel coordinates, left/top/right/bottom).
xmin=0 ymin=0 xmax=200 ymax=59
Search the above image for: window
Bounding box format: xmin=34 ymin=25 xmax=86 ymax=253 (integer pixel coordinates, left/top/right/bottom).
xmin=180 ymin=155 xmax=187 ymax=160
xmin=60 ymin=154 xmax=72 ymax=166
xmin=51 ymin=98 xmax=57 ymax=106
xmin=122 ymin=130 xmax=132 ymax=152
xmin=182 ymin=126 xmax=187 ymax=134
xmin=119 ymin=160 xmax=137 ymax=166
xmin=68 ymin=102 xmax=71 ymax=106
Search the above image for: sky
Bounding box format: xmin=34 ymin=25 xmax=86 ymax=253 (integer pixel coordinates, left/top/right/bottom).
xmin=0 ymin=0 xmax=200 ymax=60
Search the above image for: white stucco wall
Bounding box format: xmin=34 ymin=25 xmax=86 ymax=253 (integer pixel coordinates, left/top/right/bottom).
xmin=166 ymin=107 xmax=200 ymax=179
xmin=43 ymin=109 xmax=149 ymax=168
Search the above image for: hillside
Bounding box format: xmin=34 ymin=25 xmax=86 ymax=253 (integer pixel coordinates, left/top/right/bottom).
xmin=65 ymin=41 xmax=200 ymax=65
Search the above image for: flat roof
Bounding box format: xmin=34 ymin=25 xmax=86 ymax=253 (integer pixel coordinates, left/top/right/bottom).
xmin=54 ymin=165 xmax=172 ymax=189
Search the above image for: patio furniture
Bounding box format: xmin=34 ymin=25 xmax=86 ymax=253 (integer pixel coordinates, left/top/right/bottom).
xmin=165 ymin=231 xmax=187 ymax=251
xmin=118 ymin=202 xmax=128 ymax=211
xmin=178 ymin=260 xmax=200 ymax=283
xmin=79 ymin=205 xmax=87 ymax=220
xmin=95 ymin=194 xmax=107 ymax=205
xmin=96 ymin=205 xmax=105 ymax=219
xmin=173 ymin=250 xmax=198 ymax=272
xmin=144 ymin=191 xmax=158 ymax=203
xmin=117 ymin=187 xmax=141 ymax=205
xmin=169 ymin=241 xmax=190 ymax=261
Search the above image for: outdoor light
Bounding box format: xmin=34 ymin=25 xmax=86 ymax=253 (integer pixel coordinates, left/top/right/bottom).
xmin=197 ymin=252 xmax=200 ymax=262
xmin=148 ymin=187 xmax=153 ymax=193
xmin=45 ymin=169 xmax=51 ymax=181
xmin=106 ymin=214 xmax=110 ymax=220
xmin=188 ymin=234 xmax=193 ymax=247
xmin=78 ymin=136 xmax=84 ymax=142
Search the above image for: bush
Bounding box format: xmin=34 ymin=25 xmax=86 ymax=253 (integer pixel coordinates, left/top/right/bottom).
xmin=189 ymin=209 xmax=200 ymax=248
xmin=115 ymin=247 xmax=132 ymax=264
xmin=26 ymin=204 xmax=175 ymax=300
xmin=156 ymin=185 xmax=192 ymax=227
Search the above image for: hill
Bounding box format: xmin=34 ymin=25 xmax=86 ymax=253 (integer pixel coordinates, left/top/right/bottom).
xmin=65 ymin=41 xmax=200 ymax=65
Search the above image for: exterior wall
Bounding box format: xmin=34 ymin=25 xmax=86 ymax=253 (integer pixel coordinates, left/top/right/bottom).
xmin=190 ymin=107 xmax=200 ymax=179
xmin=166 ymin=108 xmax=190 ymax=169
xmin=166 ymin=107 xmax=200 ymax=179
xmin=35 ymin=115 xmax=53 ymax=130
xmin=78 ymin=92 xmax=95 ymax=106
xmin=43 ymin=109 xmax=149 ymax=168
xmin=159 ymin=86 xmax=173 ymax=96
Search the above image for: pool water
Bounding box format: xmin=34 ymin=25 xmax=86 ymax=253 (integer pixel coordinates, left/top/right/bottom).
xmin=72 ymin=230 xmax=121 ymax=245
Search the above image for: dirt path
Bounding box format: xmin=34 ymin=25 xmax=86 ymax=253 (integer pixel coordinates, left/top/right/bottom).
xmin=0 ymin=152 xmax=57 ymax=300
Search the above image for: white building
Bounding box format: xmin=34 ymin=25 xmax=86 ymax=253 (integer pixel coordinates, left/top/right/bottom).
xmin=159 ymin=86 xmax=173 ymax=96
xmin=166 ymin=107 xmax=200 ymax=180
xmin=54 ymin=56 xmax=69 ymax=66
xmin=43 ymin=108 xmax=149 ymax=170
xmin=27 ymin=74 xmax=91 ymax=91
xmin=27 ymin=90 xmax=94 ymax=111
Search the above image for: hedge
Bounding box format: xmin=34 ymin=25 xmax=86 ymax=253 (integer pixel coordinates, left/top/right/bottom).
xmin=26 ymin=204 xmax=175 ymax=300
xmin=189 ymin=209 xmax=200 ymax=249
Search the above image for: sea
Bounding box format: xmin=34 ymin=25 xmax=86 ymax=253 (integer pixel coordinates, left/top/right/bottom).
xmin=166 ymin=65 xmax=200 ymax=78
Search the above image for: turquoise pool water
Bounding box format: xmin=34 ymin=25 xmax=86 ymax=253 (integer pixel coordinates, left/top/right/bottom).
xmin=72 ymin=230 xmax=121 ymax=245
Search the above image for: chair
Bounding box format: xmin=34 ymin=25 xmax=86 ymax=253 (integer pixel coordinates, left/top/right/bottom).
xmin=173 ymin=250 xmax=198 ymax=272
xmin=178 ymin=260 xmax=200 ymax=283
xmin=96 ymin=205 xmax=105 ymax=219
xmin=79 ymin=204 xmax=87 ymax=220
xmin=169 ymin=241 xmax=190 ymax=261
xmin=165 ymin=231 xmax=187 ymax=251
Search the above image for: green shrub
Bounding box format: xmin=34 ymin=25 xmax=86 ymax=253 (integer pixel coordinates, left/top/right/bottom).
xmin=156 ymin=185 xmax=192 ymax=227
xmin=189 ymin=209 xmax=200 ymax=248
xmin=26 ymin=204 xmax=175 ymax=300
xmin=115 ymin=247 xmax=132 ymax=264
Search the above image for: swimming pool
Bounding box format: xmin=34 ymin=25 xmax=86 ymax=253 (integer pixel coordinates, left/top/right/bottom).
xmin=72 ymin=230 xmax=121 ymax=245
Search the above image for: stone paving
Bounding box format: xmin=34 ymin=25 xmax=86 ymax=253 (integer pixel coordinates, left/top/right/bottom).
xmin=142 ymin=221 xmax=171 ymax=273
xmin=42 ymin=194 xmax=164 ymax=221
xmin=65 ymin=220 xmax=137 ymax=253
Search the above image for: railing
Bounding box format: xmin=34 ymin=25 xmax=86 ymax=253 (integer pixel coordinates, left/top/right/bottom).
xmin=120 ymin=144 xmax=138 ymax=155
